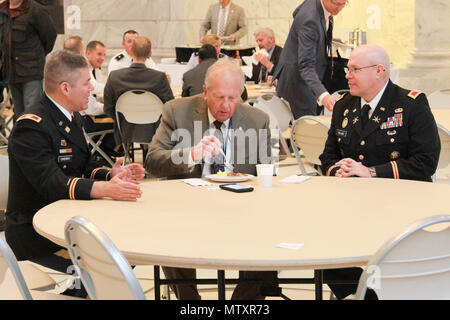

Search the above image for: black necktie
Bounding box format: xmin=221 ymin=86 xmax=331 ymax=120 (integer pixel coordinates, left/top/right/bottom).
xmin=361 ymin=104 xmax=371 ymax=130
xmin=212 ymin=120 xmax=224 ymax=173
xmin=92 ymin=69 xmax=96 ymax=80
xmin=327 ymin=15 xmax=334 ymax=54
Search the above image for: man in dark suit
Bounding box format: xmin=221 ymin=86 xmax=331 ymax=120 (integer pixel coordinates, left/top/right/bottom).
xmin=249 ymin=28 xmax=282 ymax=84
xmin=182 ymin=44 xmax=217 ymax=97
xmin=103 ymin=36 xmax=174 ymax=146
xmin=5 ymin=50 xmax=144 ymax=295
xmin=273 ymin=0 xmax=347 ymax=119
xmin=146 ymin=60 xmax=276 ymax=299
xmin=320 ymin=44 xmax=441 ymax=299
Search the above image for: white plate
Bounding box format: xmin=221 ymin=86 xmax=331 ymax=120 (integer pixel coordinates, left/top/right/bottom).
xmin=205 ymin=174 xmax=254 ymax=183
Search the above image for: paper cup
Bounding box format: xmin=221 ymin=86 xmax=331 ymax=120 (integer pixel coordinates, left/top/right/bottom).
xmin=256 ymin=164 xmax=274 ymax=187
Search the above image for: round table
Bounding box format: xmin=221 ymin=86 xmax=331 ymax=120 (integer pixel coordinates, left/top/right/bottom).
xmin=34 ymin=176 xmax=450 ymax=270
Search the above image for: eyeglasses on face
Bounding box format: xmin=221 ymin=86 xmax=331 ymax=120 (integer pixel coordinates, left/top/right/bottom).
xmin=344 ymin=64 xmax=378 ymax=75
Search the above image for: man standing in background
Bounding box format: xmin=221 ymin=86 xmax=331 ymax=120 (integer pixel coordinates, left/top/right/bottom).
xmin=273 ymin=0 xmax=347 ymax=119
xmin=199 ymin=0 xmax=247 ymax=45
xmin=0 ymin=0 xmax=57 ymax=120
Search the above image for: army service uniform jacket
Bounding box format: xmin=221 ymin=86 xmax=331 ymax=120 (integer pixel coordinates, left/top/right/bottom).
xmin=319 ymin=81 xmax=441 ymax=182
xmin=5 ymin=95 xmax=111 ymax=260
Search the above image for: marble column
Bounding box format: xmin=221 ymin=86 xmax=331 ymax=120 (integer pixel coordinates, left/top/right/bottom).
xmin=399 ymin=0 xmax=450 ymax=94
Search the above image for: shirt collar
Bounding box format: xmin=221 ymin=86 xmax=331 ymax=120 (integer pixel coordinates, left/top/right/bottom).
xmin=361 ymin=80 xmax=389 ymax=110
xmin=221 ymin=2 xmax=231 ymax=9
xmin=46 ymin=93 xmax=73 ymax=122
xmin=207 ymin=108 xmax=230 ymax=129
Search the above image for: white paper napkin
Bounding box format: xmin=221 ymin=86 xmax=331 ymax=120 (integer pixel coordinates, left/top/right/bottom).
xmin=278 ymin=175 xmax=312 ymax=184
xmin=182 ymin=178 xmax=212 ymax=186
xmin=276 ymin=243 xmax=304 ymax=250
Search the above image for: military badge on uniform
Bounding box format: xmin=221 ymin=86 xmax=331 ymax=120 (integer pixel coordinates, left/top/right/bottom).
xmin=336 ymin=129 xmax=347 ymax=138
xmin=391 ymin=151 xmax=400 ymax=160
xmin=65 ymin=126 xmax=71 ymax=133
xmin=343 ymin=109 xmax=349 ymax=116
xmin=380 ymin=107 xmax=385 ymax=112
xmin=59 ymin=121 xmax=63 ymax=126
xmin=372 ymin=116 xmax=380 ymax=124
xmin=353 ymin=117 xmax=359 ymax=125
xmin=61 ymin=139 xmax=67 ymax=146
xmin=395 ymin=108 xmax=403 ymax=113
xmin=380 ymin=113 xmax=403 ymax=129
xmin=387 ymin=130 xmax=396 ymax=136
xmin=342 ymin=118 xmax=348 ymax=128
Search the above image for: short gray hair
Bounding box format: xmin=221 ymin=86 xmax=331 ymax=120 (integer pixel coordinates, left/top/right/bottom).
xmin=204 ymin=60 xmax=245 ymax=92
xmin=44 ymin=50 xmax=88 ymax=93
xmin=253 ymin=27 xmax=275 ymax=39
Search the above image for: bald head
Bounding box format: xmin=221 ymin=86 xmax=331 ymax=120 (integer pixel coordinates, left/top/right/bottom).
xmin=351 ymin=44 xmax=390 ymax=79
xmin=346 ymin=44 xmax=391 ymax=101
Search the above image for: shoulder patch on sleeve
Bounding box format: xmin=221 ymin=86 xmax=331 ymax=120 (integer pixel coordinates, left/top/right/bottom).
xmin=17 ymin=114 xmax=42 ymax=123
xmin=407 ymin=89 xmax=423 ymax=99
xmin=336 ymin=92 xmax=348 ymax=102
xmin=115 ymin=53 xmax=124 ymax=61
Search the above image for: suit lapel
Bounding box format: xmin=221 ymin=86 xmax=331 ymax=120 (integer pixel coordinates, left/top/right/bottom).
xmin=362 ymin=81 xmax=395 ymax=138
xmin=225 ymin=4 xmax=235 ymax=33
xmin=317 ymin=0 xmax=327 ymax=38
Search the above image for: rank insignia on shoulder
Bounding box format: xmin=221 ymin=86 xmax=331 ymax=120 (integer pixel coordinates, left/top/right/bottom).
xmin=336 ymin=93 xmax=347 ymax=102
xmin=17 ymin=114 xmax=42 ymax=123
xmin=407 ymin=89 xmax=422 ymax=99
xmin=115 ymin=53 xmax=124 ymax=61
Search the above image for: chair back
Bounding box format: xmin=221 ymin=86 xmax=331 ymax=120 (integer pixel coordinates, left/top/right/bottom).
xmin=428 ymin=89 xmax=450 ymax=110
xmin=253 ymin=94 xmax=293 ymax=132
xmin=0 ymin=238 xmax=33 ymax=300
xmin=0 ymin=152 xmax=8 ymax=210
xmin=356 ymin=215 xmax=450 ymax=300
xmin=437 ymin=124 xmax=450 ymax=170
xmin=324 ymin=89 xmax=350 ymax=115
xmin=290 ymin=116 xmax=330 ymax=168
xmin=115 ymin=90 xmax=164 ymax=125
xmin=252 ymin=94 xmax=294 ymax=159
xmin=64 ymin=216 xmax=146 ymax=300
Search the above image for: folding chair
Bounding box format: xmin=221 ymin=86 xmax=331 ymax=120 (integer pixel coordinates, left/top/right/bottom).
xmin=356 ymin=215 xmax=450 ymax=300
xmin=290 ymin=115 xmax=330 ymax=175
xmin=427 ymin=89 xmax=450 ymax=110
xmin=432 ymin=124 xmax=450 ymax=182
xmin=0 ymin=87 xmax=13 ymax=145
xmin=115 ymin=90 xmax=164 ymax=164
xmin=252 ymin=94 xmax=294 ymax=160
xmin=85 ymin=124 xmax=115 ymax=167
xmin=65 ymin=216 xmax=146 ymax=300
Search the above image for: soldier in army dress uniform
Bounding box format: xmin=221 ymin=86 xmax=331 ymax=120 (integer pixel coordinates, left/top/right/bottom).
xmin=319 ymin=44 xmax=441 ymax=299
xmin=5 ymin=50 xmax=145 ymax=295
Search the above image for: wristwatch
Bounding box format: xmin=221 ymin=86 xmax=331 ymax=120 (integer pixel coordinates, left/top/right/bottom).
xmin=368 ymin=167 xmax=377 ymax=178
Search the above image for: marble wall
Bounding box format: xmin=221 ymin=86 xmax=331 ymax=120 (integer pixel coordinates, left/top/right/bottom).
xmin=62 ymin=0 xmax=415 ymax=68
xmin=61 ymin=0 xmax=450 ymax=93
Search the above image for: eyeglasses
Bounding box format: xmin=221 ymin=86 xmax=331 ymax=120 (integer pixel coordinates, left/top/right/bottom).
xmin=330 ymin=0 xmax=348 ymax=8
xmin=344 ymin=64 xmax=378 ymax=75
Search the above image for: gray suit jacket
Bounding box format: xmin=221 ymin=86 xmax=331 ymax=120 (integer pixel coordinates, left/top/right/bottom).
xmin=181 ymin=58 xmax=216 ymax=97
xmin=103 ymin=63 xmax=174 ymax=144
xmin=199 ymin=2 xmax=247 ymax=44
xmin=146 ymin=94 xmax=271 ymax=179
xmin=273 ymin=0 xmax=329 ymax=119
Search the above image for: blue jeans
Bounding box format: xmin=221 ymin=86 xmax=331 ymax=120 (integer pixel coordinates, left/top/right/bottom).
xmin=8 ymin=80 xmax=43 ymax=120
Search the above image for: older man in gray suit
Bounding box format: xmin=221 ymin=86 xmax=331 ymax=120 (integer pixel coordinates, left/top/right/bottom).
xmin=146 ymin=60 xmax=276 ymax=300
xmin=199 ymin=0 xmax=247 ymax=45
xmin=273 ymin=0 xmax=347 ymax=119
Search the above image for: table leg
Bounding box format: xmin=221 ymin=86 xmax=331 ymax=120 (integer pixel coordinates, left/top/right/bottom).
xmin=154 ymin=265 xmax=161 ymax=300
xmin=218 ymin=270 xmax=226 ymax=300
xmin=314 ymin=269 xmax=323 ymax=300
